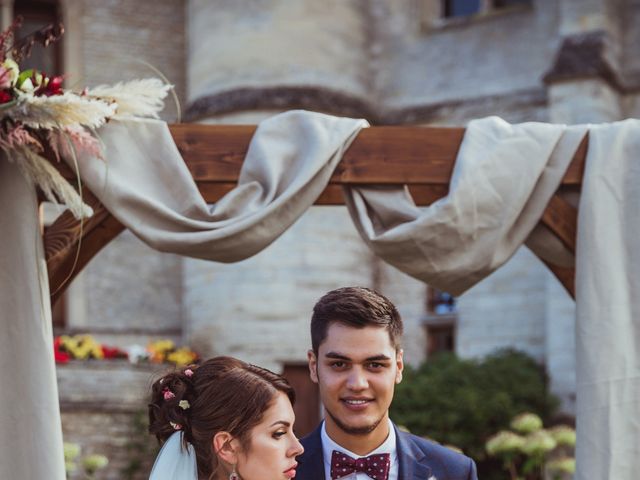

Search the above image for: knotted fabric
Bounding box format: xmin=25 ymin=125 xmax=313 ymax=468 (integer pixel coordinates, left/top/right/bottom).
xmin=331 ymin=450 xmax=390 ymax=480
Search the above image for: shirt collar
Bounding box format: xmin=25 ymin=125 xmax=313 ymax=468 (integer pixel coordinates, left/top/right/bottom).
xmin=321 ymin=418 xmax=397 ymax=469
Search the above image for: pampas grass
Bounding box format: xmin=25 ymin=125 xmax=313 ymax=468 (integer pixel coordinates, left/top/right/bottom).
xmin=10 ymin=145 xmax=93 ymax=219
xmin=0 ymin=124 xmax=43 ymax=152
xmin=48 ymin=126 xmax=104 ymax=163
xmin=86 ymin=78 xmax=171 ymax=119
xmin=7 ymin=92 xmax=116 ymax=129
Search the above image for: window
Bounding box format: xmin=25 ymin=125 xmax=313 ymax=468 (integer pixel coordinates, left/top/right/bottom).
xmin=493 ymin=0 xmax=530 ymax=7
xmin=427 ymin=287 xmax=457 ymax=315
xmin=422 ymin=0 xmax=532 ymax=26
xmin=424 ymin=286 xmax=457 ymax=358
xmin=426 ymin=324 xmax=456 ymax=356
xmin=444 ymin=0 xmax=482 ymax=18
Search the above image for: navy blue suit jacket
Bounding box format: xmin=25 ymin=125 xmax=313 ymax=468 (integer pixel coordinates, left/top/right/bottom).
xmin=297 ymin=423 xmax=477 ymax=480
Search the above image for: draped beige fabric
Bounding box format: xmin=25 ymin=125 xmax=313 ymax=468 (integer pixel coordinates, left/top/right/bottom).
xmin=345 ymin=117 xmax=588 ymax=295
xmin=574 ymin=119 xmax=640 ymax=480
xmin=2 ymin=110 xmax=639 ymax=479
xmin=74 ymin=112 xmax=367 ymax=261
xmin=0 ymin=160 xmax=66 ymax=479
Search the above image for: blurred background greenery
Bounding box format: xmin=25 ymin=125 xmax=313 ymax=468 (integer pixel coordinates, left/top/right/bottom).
xmin=391 ymin=349 xmax=563 ymax=479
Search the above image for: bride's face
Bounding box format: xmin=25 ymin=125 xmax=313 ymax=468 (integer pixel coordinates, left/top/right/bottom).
xmin=236 ymin=391 xmax=304 ymax=480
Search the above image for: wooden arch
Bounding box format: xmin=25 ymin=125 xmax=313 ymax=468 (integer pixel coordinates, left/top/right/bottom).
xmin=44 ymin=125 xmax=586 ymax=305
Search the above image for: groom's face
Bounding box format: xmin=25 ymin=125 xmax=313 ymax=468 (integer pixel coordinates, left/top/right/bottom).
xmin=308 ymin=322 xmax=403 ymax=438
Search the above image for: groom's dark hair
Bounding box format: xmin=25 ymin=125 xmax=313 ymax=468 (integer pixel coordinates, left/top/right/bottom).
xmin=311 ymin=286 xmax=403 ymax=354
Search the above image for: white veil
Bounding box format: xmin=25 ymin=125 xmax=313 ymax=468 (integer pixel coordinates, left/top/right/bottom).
xmin=149 ymin=431 xmax=198 ymax=480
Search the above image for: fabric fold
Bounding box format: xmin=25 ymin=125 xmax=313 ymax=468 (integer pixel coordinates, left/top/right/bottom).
xmin=575 ymin=118 xmax=640 ymax=480
xmin=344 ymin=116 xmax=587 ymax=296
xmin=72 ymin=110 xmax=368 ymax=262
xmin=0 ymin=160 xmax=66 ymax=480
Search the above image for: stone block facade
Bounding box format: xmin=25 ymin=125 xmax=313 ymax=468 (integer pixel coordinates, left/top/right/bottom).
xmin=58 ymin=361 xmax=166 ymax=480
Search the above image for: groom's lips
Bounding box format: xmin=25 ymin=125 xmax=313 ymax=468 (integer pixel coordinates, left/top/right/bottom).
xmin=341 ymin=397 xmax=373 ymax=411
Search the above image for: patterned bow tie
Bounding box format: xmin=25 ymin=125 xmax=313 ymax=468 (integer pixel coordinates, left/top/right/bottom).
xmin=330 ymin=450 xmax=391 ymax=480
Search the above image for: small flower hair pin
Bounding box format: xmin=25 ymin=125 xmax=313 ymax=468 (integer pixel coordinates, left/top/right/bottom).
xmin=179 ymin=400 xmax=190 ymax=410
xmin=163 ymin=387 xmax=175 ymax=400
xmin=169 ymin=421 xmax=182 ymax=431
xmin=184 ymin=368 xmax=194 ymax=378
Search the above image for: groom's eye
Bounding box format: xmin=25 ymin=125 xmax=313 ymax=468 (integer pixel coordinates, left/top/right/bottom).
xmin=367 ymin=362 xmax=386 ymax=370
xmin=330 ymin=361 xmax=347 ymax=369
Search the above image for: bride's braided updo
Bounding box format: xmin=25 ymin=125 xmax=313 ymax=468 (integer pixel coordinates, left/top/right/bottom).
xmin=148 ymin=356 xmax=295 ymax=479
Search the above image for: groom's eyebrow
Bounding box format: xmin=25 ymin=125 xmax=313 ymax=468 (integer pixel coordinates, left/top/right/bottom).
xmin=365 ymin=354 xmax=392 ymax=361
xmin=324 ymin=352 xmax=391 ymax=361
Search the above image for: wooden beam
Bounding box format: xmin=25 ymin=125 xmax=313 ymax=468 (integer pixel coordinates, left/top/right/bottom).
xmin=168 ymin=124 xmax=587 ymax=187
xmin=45 ymin=189 xmax=124 ymax=306
xmin=46 ymin=124 xmax=586 ymax=303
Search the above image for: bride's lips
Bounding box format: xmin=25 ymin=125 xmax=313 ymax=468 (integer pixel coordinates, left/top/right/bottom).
xmin=284 ymin=463 xmax=297 ymax=478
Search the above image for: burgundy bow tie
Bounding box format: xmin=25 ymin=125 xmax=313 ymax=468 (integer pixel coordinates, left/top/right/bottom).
xmin=330 ymin=450 xmax=391 ymax=480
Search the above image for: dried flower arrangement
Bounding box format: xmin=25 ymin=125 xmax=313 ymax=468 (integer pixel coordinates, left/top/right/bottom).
xmin=0 ymin=17 xmax=171 ymax=218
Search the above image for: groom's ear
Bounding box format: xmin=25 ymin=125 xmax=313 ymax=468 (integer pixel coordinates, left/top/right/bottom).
xmin=307 ymin=349 xmax=319 ymax=384
xmin=213 ymin=431 xmax=239 ymax=465
xmin=395 ymin=349 xmax=404 ymax=384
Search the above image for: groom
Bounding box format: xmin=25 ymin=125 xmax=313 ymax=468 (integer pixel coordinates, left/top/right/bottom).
xmin=297 ymin=287 xmax=477 ymax=480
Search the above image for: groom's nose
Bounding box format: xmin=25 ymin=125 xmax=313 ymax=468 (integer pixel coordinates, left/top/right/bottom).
xmin=346 ymin=368 xmax=368 ymax=391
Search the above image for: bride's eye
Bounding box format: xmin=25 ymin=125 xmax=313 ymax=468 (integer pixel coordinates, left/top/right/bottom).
xmin=272 ymin=430 xmax=287 ymax=439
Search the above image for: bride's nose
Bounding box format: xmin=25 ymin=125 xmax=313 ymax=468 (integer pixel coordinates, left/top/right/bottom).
xmin=289 ymin=436 xmax=304 ymax=457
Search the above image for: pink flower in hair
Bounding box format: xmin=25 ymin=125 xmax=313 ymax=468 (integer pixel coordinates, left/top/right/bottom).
xmin=163 ymin=387 xmax=175 ymax=400
xmin=169 ymin=422 xmax=182 ymax=430
xmin=184 ymin=369 xmax=194 ymax=377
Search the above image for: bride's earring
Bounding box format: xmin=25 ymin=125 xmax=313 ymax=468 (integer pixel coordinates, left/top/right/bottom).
xmin=229 ymin=465 xmax=239 ymax=480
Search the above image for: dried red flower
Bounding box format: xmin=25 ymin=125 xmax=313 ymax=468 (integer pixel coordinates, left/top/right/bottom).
xmin=0 ymin=89 xmax=12 ymax=103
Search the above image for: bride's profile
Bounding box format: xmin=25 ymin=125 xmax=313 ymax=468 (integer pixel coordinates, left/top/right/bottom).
xmin=148 ymin=356 xmax=303 ymax=479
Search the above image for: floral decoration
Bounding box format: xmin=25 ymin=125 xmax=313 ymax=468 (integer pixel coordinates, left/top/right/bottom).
xmin=53 ymin=334 xmax=199 ymax=367
xmin=54 ymin=334 xmax=127 ymax=363
xmin=147 ymin=339 xmax=199 ymax=366
xmin=0 ymin=17 xmax=171 ymax=218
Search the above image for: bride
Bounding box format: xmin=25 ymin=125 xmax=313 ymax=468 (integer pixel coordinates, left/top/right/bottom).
xmin=148 ymin=356 xmax=304 ymax=479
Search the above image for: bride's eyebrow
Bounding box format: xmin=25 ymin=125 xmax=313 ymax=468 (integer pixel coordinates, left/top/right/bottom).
xmin=269 ymin=420 xmax=291 ymax=427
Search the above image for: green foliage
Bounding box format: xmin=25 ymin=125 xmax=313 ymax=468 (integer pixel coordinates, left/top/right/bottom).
xmin=390 ymin=349 xmax=559 ymax=478
xmin=485 ymin=412 xmax=575 ymax=480
xmin=63 ymin=442 xmax=109 ymax=480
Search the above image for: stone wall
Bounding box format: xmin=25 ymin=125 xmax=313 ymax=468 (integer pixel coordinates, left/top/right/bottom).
xmin=78 ymin=231 xmax=183 ymax=335
xmin=457 ymin=248 xmax=549 ymax=362
xmin=74 ymin=0 xmax=186 ymax=122
xmin=58 ymin=361 xmax=166 ymax=480
xmin=370 ymin=0 xmax=559 ymax=110
xmin=187 ymin=0 xmax=369 ymax=104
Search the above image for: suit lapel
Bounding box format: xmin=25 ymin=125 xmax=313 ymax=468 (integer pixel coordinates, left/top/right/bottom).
xmin=395 ymin=425 xmax=433 ymax=480
xmin=298 ymin=425 xmax=326 ymax=480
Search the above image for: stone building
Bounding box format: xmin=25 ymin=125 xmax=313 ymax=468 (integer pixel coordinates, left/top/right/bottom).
xmin=9 ymin=0 xmax=639 ymax=478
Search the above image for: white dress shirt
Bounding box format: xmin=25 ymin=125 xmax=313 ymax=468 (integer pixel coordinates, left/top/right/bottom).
xmin=321 ymin=419 xmax=399 ymax=480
